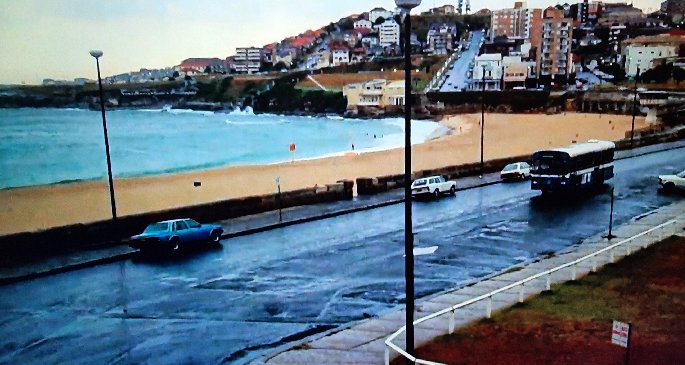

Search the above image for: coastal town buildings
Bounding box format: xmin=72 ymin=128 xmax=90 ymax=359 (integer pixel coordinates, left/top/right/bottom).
xmin=539 ymin=7 xmax=573 ymax=82
xmin=180 ymin=58 xmax=226 ymax=74
xmin=502 ymin=56 xmax=535 ymax=89
xmin=234 ymin=48 xmax=263 ymax=74
xmin=332 ymin=47 xmax=351 ymax=66
xmin=490 ymin=1 xmax=543 ymax=52
xmin=369 ymin=7 xmax=394 ymax=23
xmin=623 ymin=33 xmax=685 ymax=76
xmin=425 ymin=4 xmax=457 ymax=15
xmin=342 ymin=79 xmax=405 ymax=109
xmin=427 ymin=23 xmax=458 ymax=55
xmin=472 ymin=53 xmax=504 ymax=90
xmin=378 ymin=19 xmax=400 ymax=47
xmin=354 ymin=19 xmax=373 ymax=30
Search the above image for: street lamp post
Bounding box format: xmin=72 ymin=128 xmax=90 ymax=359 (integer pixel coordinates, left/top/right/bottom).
xmin=630 ymin=68 xmax=640 ymax=148
xmin=90 ymin=50 xmax=117 ymax=220
xmin=396 ymin=0 xmax=421 ymax=361
xmin=480 ymin=65 xmax=486 ymax=178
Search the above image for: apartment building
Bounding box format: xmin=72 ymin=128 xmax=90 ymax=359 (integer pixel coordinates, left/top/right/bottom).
xmin=427 ymin=23 xmax=458 ymax=55
xmin=490 ymin=1 xmax=543 ymax=51
xmin=623 ymin=34 xmax=685 ymax=76
xmin=539 ymin=7 xmax=573 ymax=81
xmin=343 ymin=79 xmax=405 ymax=109
xmin=234 ymin=47 xmax=263 ymax=74
xmin=472 ymin=54 xmax=503 ymax=90
xmin=379 ymin=19 xmax=400 ymax=47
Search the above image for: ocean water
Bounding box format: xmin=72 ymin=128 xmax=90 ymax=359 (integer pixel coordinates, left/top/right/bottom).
xmin=0 ymin=108 xmax=443 ymax=189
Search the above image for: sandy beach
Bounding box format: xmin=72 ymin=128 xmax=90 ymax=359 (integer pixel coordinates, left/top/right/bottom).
xmin=0 ymin=112 xmax=646 ymax=235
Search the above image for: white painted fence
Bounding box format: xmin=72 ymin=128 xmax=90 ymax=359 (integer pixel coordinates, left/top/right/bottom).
xmin=385 ymin=215 xmax=684 ymax=365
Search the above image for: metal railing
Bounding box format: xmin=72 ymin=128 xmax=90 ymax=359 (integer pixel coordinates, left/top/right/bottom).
xmin=385 ymin=215 xmax=684 ymax=365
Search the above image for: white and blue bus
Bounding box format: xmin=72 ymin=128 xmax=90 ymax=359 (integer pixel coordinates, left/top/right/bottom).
xmin=530 ymin=140 xmax=615 ymax=194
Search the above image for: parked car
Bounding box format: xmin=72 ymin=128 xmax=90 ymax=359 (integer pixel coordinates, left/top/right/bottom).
xmin=411 ymin=175 xmax=457 ymax=198
xmin=658 ymin=169 xmax=685 ymax=192
xmin=129 ymin=218 xmax=224 ymax=253
xmin=500 ymin=162 xmax=531 ymax=181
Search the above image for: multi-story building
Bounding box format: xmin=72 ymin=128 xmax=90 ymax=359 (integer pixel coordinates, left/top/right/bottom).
xmin=427 ymin=23 xmax=458 ymax=55
xmin=502 ymin=56 xmax=535 ymax=88
xmin=490 ymin=2 xmax=543 ymax=53
xmin=472 ymin=54 xmax=503 ymax=90
xmin=369 ymin=7 xmax=394 ymax=23
xmin=623 ymin=34 xmax=685 ymax=76
xmin=234 ymin=48 xmax=263 ymax=74
xmin=379 ymin=19 xmax=400 ymax=47
xmin=598 ymin=3 xmax=644 ymax=25
xmin=343 ymin=79 xmax=405 ymax=109
xmin=332 ymin=47 xmax=351 ymax=67
xmin=354 ymin=19 xmax=373 ymax=30
xmin=539 ymin=7 xmax=573 ymax=82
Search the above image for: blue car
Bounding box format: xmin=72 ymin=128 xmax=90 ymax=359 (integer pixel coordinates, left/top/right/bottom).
xmin=129 ymin=218 xmax=223 ymax=252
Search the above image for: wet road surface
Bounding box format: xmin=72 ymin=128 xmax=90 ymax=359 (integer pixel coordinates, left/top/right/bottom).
xmin=0 ymin=149 xmax=683 ymax=365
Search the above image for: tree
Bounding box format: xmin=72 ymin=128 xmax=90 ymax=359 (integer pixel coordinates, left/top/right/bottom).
xmin=204 ymin=66 xmax=212 ymax=74
xmin=172 ymin=71 xmax=179 ymax=78
xmin=374 ymin=16 xmax=386 ymax=25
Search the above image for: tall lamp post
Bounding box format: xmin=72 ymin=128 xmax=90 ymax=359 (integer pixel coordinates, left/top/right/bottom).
xmin=90 ymin=50 xmax=117 ymax=220
xmin=396 ymin=0 xmax=421 ymax=361
xmin=630 ymin=67 xmax=640 ymax=148
xmin=480 ymin=64 xmax=490 ymax=178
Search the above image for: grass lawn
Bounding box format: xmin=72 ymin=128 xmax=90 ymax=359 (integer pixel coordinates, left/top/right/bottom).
xmin=394 ymin=235 xmax=685 ymax=365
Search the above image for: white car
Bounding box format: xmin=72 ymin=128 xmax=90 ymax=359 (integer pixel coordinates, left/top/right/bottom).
xmin=411 ymin=176 xmax=457 ymax=198
xmin=658 ymin=170 xmax=685 ymax=191
xmin=500 ymin=162 xmax=531 ymax=181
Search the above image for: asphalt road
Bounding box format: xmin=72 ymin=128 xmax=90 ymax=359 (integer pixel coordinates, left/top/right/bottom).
xmin=439 ymin=30 xmax=484 ymax=92
xmin=0 ymin=148 xmax=683 ymax=365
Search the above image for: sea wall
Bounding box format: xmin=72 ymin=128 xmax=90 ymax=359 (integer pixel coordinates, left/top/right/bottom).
xmin=356 ymin=155 xmax=530 ymax=195
xmin=0 ymin=180 xmax=354 ymax=260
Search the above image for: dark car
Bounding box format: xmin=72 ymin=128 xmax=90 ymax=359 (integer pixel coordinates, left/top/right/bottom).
xmin=129 ymin=218 xmax=223 ymax=253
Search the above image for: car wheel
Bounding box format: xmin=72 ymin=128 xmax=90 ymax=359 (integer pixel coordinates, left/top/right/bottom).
xmin=450 ymin=186 xmax=456 ymax=196
xmin=664 ymin=182 xmax=676 ymax=192
xmin=210 ymin=231 xmax=221 ymax=244
xmin=434 ymin=189 xmax=440 ymax=198
xmin=170 ymin=238 xmax=180 ymax=251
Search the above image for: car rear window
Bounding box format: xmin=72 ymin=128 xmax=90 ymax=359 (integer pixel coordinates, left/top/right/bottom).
xmin=144 ymin=223 xmax=169 ymax=233
xmin=413 ymin=179 xmax=427 ymax=187
xmin=503 ymin=163 xmax=518 ymax=171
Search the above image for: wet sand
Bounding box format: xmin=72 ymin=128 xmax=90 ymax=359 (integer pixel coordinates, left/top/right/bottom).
xmin=0 ymin=113 xmax=646 ymax=235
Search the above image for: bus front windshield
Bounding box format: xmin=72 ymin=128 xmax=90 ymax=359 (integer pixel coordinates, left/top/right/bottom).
xmin=532 ymin=154 xmax=569 ymax=175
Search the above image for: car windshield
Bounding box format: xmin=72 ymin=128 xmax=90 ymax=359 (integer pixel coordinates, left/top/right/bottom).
xmin=502 ymin=163 xmax=518 ymax=172
xmin=143 ymin=222 xmax=169 ymax=233
xmin=677 ymin=170 xmax=685 ymax=178
xmin=412 ymin=179 xmax=427 ymax=187
xmin=532 ymin=154 xmax=568 ymax=175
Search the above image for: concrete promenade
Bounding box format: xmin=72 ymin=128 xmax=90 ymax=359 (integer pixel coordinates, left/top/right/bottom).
xmin=249 ymin=201 xmax=685 ymax=365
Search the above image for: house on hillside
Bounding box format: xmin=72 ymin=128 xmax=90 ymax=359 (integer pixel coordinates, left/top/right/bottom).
xmin=343 ymin=79 xmax=405 ymax=109
xmin=350 ymin=47 xmax=367 ymax=64
xmin=427 ymin=23 xmax=458 ymax=55
xmin=180 ymin=58 xmax=226 ymax=75
xmin=331 ymin=46 xmax=351 ymax=66
xmin=354 ymin=19 xmax=373 ymax=30
xmin=369 ymin=7 xmax=394 ymax=23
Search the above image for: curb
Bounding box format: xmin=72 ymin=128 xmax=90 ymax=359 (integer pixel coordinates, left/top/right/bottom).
xmin=0 ymin=251 xmax=137 ymax=286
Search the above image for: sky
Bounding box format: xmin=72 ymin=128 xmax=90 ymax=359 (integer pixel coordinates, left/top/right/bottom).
xmin=0 ymin=0 xmax=664 ymax=85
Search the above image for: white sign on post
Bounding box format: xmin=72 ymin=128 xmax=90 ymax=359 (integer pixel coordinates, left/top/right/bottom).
xmin=611 ymin=320 xmax=630 ymax=348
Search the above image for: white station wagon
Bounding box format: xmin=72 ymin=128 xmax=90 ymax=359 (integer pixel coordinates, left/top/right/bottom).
xmin=411 ymin=176 xmax=457 ymax=198
xmin=658 ymin=169 xmax=685 ymax=192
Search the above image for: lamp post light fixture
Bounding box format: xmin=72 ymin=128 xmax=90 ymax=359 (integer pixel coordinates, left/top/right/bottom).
xmin=90 ymin=50 xmax=118 ymax=220
xmin=395 ymin=0 xmax=421 ymax=361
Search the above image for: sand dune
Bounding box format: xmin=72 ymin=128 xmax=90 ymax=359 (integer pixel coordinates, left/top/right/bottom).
xmin=0 ymin=113 xmax=646 ymax=235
